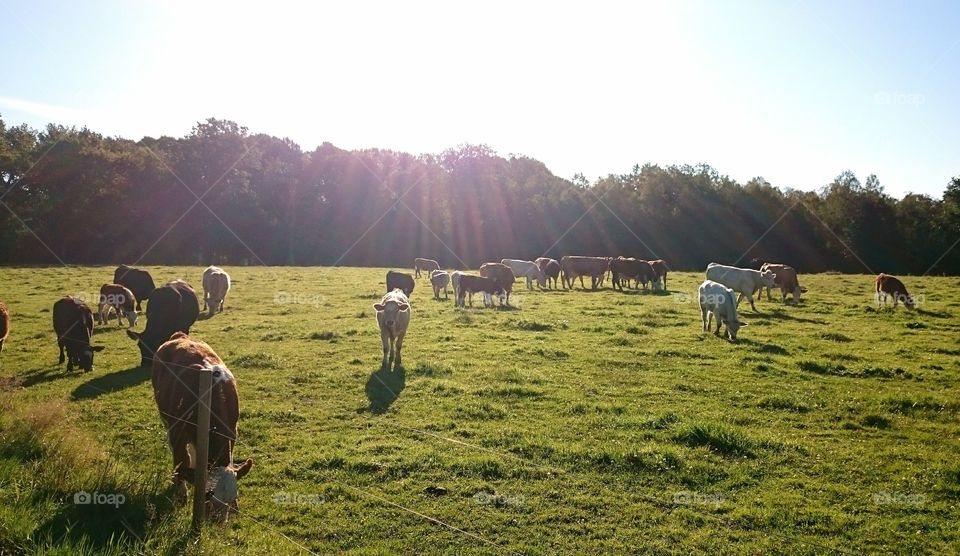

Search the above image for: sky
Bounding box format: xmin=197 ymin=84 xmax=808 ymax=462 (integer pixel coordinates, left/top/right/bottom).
xmin=0 ymin=0 xmax=957 ymax=198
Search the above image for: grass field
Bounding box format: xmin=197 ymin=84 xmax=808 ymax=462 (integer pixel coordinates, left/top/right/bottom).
xmin=1 ymin=266 xmax=959 ymax=555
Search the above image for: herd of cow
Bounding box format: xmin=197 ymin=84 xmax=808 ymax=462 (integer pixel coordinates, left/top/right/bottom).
xmin=0 ymin=257 xmax=920 ymax=522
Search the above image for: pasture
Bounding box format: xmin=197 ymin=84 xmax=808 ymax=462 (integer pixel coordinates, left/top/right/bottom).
xmin=1 ymin=266 xmax=959 ymax=554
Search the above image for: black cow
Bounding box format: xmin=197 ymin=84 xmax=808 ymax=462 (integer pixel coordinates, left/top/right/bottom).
xmin=127 ymin=280 xmax=199 ymax=367
xmin=114 ymin=265 xmax=156 ymax=311
xmin=53 ymin=296 xmax=103 ymax=372
xmin=386 ymin=271 xmax=415 ymax=297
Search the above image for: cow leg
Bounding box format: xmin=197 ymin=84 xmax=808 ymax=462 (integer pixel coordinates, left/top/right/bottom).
xmin=169 ymin=430 xmax=191 ymax=500
xmin=202 ymin=292 xmax=208 ymax=311
xmin=58 ymin=341 xmax=65 ymax=365
xmin=747 ymin=294 xmax=758 ymax=312
xmin=715 ymin=315 xmax=722 ymax=335
xmin=394 ymin=334 xmax=404 ymax=368
xmin=735 ymin=292 xmax=744 ymax=307
xmin=381 ymin=331 xmax=391 ymax=370
xmin=701 ymin=307 xmax=709 ymax=332
xmin=115 ymin=304 xmax=123 ymax=326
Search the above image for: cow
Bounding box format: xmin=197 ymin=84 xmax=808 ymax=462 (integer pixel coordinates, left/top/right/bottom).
xmin=760 ymin=263 xmax=807 ymax=304
xmin=450 ymin=270 xmax=465 ymax=300
xmin=705 ymin=263 xmax=777 ymax=312
xmin=202 ymin=266 xmax=231 ymax=316
xmin=699 ymin=280 xmax=745 ymax=341
xmin=500 ymin=259 xmax=546 ymax=289
xmin=386 ymin=270 xmax=415 ymax=297
xmin=876 ymin=273 xmax=915 ymax=309
xmin=0 ymin=301 xmax=9 ymax=354
xmin=560 ymin=256 xmax=611 ymax=290
xmin=53 ymin=296 xmax=103 ymax=372
xmin=127 ymin=280 xmax=200 ymax=368
xmin=544 ymin=259 xmax=561 ymax=289
xmin=430 ymin=270 xmax=450 ymax=299
xmin=96 ymin=283 xmax=138 ymax=327
xmin=374 ymin=289 xmax=411 ymax=370
xmin=479 ymin=263 xmax=514 ymax=306
xmin=535 ymin=257 xmax=552 ymax=273
xmin=610 ymin=257 xmax=658 ymax=291
xmin=413 ymin=258 xmax=440 ymax=278
xmin=456 ymin=274 xmax=504 ymax=308
xmin=113 ymin=264 xmax=155 ymax=311
xmin=152 ymin=332 xmax=253 ymax=521
xmin=650 ymin=259 xmax=669 ymax=290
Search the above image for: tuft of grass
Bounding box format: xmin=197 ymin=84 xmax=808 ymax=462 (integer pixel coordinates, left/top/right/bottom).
xmin=508 ymin=319 xmax=554 ymax=331
xmin=861 ymin=414 xmax=891 ymax=429
xmin=232 ymin=352 xmax=283 ymax=368
xmin=675 ymin=422 xmax=767 ymax=458
xmin=308 ymin=330 xmax=340 ymax=341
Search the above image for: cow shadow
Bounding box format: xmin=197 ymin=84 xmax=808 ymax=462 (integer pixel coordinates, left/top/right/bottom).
xmin=916 ymin=308 xmax=952 ymax=319
xmin=735 ymin=338 xmax=790 ymax=355
xmin=365 ymin=364 xmax=406 ymax=414
xmin=92 ymin=325 xmax=130 ymax=335
xmin=751 ymin=308 xmax=826 ymax=325
xmin=71 ymin=366 xmax=150 ymax=400
xmin=20 ymin=365 xmax=75 ymax=388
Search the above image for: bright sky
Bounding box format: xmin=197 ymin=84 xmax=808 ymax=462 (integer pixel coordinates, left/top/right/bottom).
xmin=1 ymin=0 xmax=957 ymax=198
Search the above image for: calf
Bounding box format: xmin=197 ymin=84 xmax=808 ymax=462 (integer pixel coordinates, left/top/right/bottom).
xmin=127 ymin=280 xmax=200 ymax=367
xmin=430 ymin=269 xmax=450 ymax=299
xmin=114 ymin=264 xmax=155 ymax=311
xmin=152 ymin=332 xmax=253 ymax=521
xmin=456 ymin=274 xmax=503 ymax=308
xmin=53 ymin=296 xmax=103 ymax=372
xmin=0 ymin=301 xmax=9 ymax=354
xmin=501 ymin=259 xmax=546 ymax=289
xmin=374 ymin=289 xmax=411 ymax=369
xmin=650 ymin=259 xmax=669 ymax=290
xmin=699 ymin=280 xmax=745 ymax=340
xmin=544 ymin=259 xmax=561 ymax=289
xmin=413 ymin=258 xmax=440 ymax=278
xmin=705 ymin=263 xmax=777 ymax=311
xmin=876 ymin=273 xmax=914 ymax=309
xmin=760 ymin=263 xmax=807 ymax=304
xmin=97 ymin=283 xmax=138 ymax=327
xmin=560 ymin=256 xmax=610 ymax=290
xmin=479 ymin=263 xmax=514 ymax=305
xmin=202 ymin=266 xmax=231 ymax=316
xmin=386 ymin=270 xmax=415 ymax=297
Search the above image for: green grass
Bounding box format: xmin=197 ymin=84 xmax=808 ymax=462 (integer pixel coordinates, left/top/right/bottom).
xmin=1 ymin=266 xmax=959 ymax=554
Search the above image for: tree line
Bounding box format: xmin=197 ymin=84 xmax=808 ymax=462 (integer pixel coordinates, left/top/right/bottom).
xmin=1 ymin=116 xmax=958 ymax=274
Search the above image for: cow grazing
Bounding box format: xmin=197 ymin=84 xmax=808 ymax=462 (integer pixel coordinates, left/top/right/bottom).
xmin=705 ymin=263 xmax=777 ymax=312
xmin=610 ymin=257 xmax=658 ymax=291
xmin=876 ymin=273 xmax=914 ymax=309
xmin=479 ymin=263 xmax=514 ymax=305
xmin=501 ymin=259 xmax=546 ymax=289
xmin=127 ymin=280 xmax=200 ymax=367
xmin=0 ymin=301 xmax=9 ymax=354
xmin=97 ymin=283 xmax=138 ymax=327
xmin=430 ymin=270 xmax=450 ymax=299
xmin=374 ymin=289 xmax=411 ymax=370
xmin=152 ymin=332 xmax=253 ymax=521
xmin=699 ymin=280 xmax=745 ymax=341
xmin=53 ymin=296 xmax=103 ymax=372
xmin=386 ymin=270 xmax=415 ymax=297
xmin=650 ymin=259 xmax=669 ymax=290
xmin=456 ymin=274 xmax=503 ymax=308
xmin=760 ymin=263 xmax=807 ymax=304
xmin=560 ymin=256 xmax=610 ymax=290
xmin=544 ymin=259 xmax=561 ymax=289
xmin=413 ymin=258 xmax=440 ymax=278
xmin=113 ymin=264 xmax=155 ymax=311
xmin=202 ymin=266 xmax=231 ymax=316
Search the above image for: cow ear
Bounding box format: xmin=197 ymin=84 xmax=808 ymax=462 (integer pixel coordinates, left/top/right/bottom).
xmin=126 ymin=330 xmax=140 ymax=341
xmin=398 ymin=303 xmax=410 ymax=312
xmin=235 ymin=458 xmax=253 ymax=479
xmin=92 ymin=345 xmax=106 ymax=352
xmin=373 ymin=303 xmax=384 ymax=311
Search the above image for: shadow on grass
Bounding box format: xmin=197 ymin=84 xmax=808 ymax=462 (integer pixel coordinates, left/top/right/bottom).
xmin=365 ymin=364 xmax=405 ymax=414
xmin=916 ymin=308 xmax=952 ymax=319
xmin=761 ymin=309 xmax=827 ymax=325
xmin=736 ymin=338 xmax=790 ymax=355
xmin=71 ymin=366 xmax=150 ymax=400
xmin=20 ymin=366 xmax=75 ymax=388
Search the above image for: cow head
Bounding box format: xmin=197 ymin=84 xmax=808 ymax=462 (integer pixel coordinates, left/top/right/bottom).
xmin=126 ymin=329 xmax=158 ymax=367
xmin=125 ymin=310 xmax=138 ymax=328
xmin=79 ymin=345 xmax=106 ymax=371
xmin=759 ymin=270 xmax=777 ymax=287
xmin=725 ymin=319 xmax=746 ymax=341
xmin=902 ymin=293 xmax=916 ymax=309
xmin=206 ymin=459 xmax=254 ymax=522
xmin=374 ymin=295 xmax=410 ymax=330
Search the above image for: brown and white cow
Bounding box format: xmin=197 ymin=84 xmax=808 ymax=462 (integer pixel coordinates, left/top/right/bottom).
xmin=97 ymin=283 xmax=138 ymax=327
xmin=876 ymin=273 xmax=914 ymax=309
xmin=560 ymin=256 xmax=610 ymax=290
xmin=456 ymin=274 xmax=504 ymax=308
xmin=152 ymin=332 xmax=253 ymax=521
xmin=53 ymin=296 xmax=103 ymax=372
xmin=0 ymin=301 xmax=9 ymax=354
xmin=479 ymin=263 xmax=514 ymax=306
xmin=760 ymin=263 xmax=807 ymax=304
xmin=413 ymin=258 xmax=440 ymax=278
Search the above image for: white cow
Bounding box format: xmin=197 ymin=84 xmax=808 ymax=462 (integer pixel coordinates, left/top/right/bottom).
xmin=705 ymin=263 xmax=776 ymax=312
xmin=430 ymin=269 xmax=450 ymax=299
xmin=500 ymin=259 xmax=546 ymax=289
xmin=202 ymin=266 xmax=231 ymax=316
xmin=698 ymin=280 xmax=745 ymax=340
xmin=450 ymin=271 xmax=465 ymax=301
xmin=374 ymin=289 xmax=410 ymax=370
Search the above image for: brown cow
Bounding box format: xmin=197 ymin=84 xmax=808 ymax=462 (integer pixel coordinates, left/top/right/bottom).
xmin=0 ymin=301 xmax=8 ymax=354
xmin=152 ymin=332 xmax=253 ymax=521
xmin=479 ymin=263 xmax=514 ymax=306
xmin=53 ymin=296 xmax=103 ymax=372
xmin=760 ymin=263 xmax=807 ymax=303
xmin=456 ymin=274 xmax=504 ymax=308
xmin=650 ymin=259 xmax=669 ymax=290
xmin=560 ymin=256 xmax=610 ymax=290
xmin=413 ymin=258 xmax=440 ymax=278
xmin=876 ymin=273 xmax=914 ymax=309
xmin=97 ymin=283 xmax=138 ymax=327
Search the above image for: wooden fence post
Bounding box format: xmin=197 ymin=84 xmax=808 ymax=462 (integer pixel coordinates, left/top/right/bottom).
xmin=192 ymin=368 xmax=213 ymax=530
